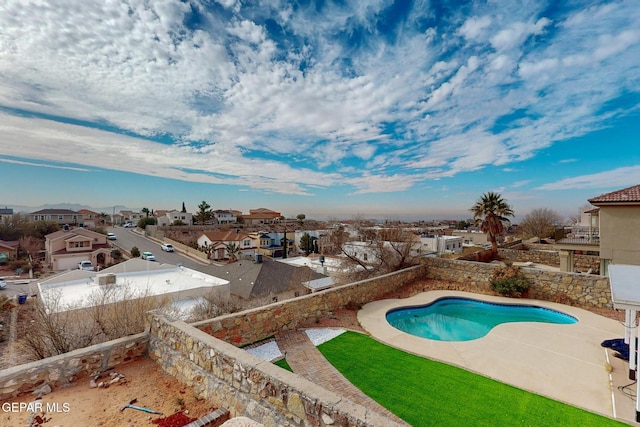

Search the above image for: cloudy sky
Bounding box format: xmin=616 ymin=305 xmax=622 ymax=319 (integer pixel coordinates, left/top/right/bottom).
xmin=1 ymin=0 xmax=639 ymax=221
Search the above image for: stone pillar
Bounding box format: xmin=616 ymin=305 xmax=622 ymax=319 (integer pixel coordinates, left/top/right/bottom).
xmin=559 ymin=250 xmax=574 ymax=273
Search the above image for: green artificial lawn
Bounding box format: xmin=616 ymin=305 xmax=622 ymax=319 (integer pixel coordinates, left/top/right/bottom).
xmin=318 ymin=332 xmax=623 ymax=427
xmin=274 ymin=358 xmax=292 ymax=372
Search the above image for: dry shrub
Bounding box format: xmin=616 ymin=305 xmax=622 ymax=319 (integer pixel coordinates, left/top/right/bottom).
xmin=18 ymin=283 xmax=169 ymax=360
xmin=490 ymin=265 xmax=530 ymax=297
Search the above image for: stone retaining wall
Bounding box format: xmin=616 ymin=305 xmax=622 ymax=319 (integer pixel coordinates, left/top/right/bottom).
xmin=148 ymin=312 xmax=403 ymax=427
xmin=194 ymin=265 xmax=426 ymax=346
xmin=498 ymin=247 xmax=601 ymax=272
xmin=0 ymin=333 xmax=148 ymax=400
xmin=423 ymin=257 xmax=612 ymax=309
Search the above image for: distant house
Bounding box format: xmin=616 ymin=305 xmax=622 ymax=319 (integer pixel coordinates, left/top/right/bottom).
xmin=212 ymin=210 xmax=237 ymax=224
xmin=450 ymin=229 xmax=492 ymax=246
xmin=587 ymin=184 xmax=640 ymax=273
xmin=77 ymin=209 xmax=101 ymax=229
xmin=0 ymin=207 xmax=14 ymax=223
xmin=30 ymin=209 xmax=83 ymax=226
xmin=45 ymin=227 xmax=114 ymax=271
xmin=420 ymin=234 xmax=463 ymax=254
xmin=240 ymin=208 xmax=281 ymax=225
xmin=156 ymin=210 xmax=193 ymax=226
xmin=0 ymin=240 xmax=19 ymax=262
xmin=118 ymin=210 xmax=144 ymax=224
xmin=197 ymin=230 xmax=257 ymax=261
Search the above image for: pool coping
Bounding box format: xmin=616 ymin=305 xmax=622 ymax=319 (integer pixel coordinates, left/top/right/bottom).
xmin=358 ymin=290 xmax=630 ymax=421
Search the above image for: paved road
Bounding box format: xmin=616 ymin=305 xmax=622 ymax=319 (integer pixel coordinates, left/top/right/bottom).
xmin=107 ymin=227 xmax=206 ymax=270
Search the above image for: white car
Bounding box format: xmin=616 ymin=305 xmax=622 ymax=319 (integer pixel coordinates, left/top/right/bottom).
xmin=78 ymin=261 xmax=95 ymax=271
xmin=141 ymin=251 xmax=156 ymax=261
xmin=161 ymin=243 xmax=174 ymax=252
xmin=0 ymin=278 xmax=6 ymax=290
xmin=123 ymin=222 xmax=134 ymax=228
xmin=107 ymin=232 xmax=117 ymax=240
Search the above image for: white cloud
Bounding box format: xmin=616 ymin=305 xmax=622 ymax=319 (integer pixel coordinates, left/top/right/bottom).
xmin=536 ymin=166 xmax=640 ymax=191
xmin=0 ymin=0 xmax=637 ymax=199
xmin=458 ymin=16 xmax=492 ymax=41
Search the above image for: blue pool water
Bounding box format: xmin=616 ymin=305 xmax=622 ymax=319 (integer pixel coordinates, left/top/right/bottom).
xmin=386 ymin=297 xmax=577 ymax=342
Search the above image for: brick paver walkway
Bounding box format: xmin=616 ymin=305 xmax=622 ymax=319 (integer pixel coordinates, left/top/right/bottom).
xmin=275 ymin=330 xmax=408 ymax=425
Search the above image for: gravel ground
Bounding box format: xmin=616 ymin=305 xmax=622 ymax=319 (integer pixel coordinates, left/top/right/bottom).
xmin=245 ymin=328 xmax=346 ymax=362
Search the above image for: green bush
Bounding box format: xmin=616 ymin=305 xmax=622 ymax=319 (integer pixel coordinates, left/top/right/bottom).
xmin=131 ymin=246 xmax=140 ymax=258
xmin=490 ymin=265 xmax=530 ymax=297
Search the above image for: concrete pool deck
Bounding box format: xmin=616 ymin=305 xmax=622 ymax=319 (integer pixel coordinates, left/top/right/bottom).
xmin=358 ymin=290 xmax=636 ymax=424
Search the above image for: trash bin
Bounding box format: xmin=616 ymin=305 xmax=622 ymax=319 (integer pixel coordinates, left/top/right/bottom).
xmin=18 ymin=294 xmax=27 ymax=305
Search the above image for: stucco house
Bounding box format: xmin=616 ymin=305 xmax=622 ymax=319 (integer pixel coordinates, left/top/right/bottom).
xmin=77 ymin=209 xmax=101 ymax=229
xmin=197 ymin=230 xmax=257 ymax=261
xmin=212 ymin=210 xmax=237 ymax=224
xmin=45 ymin=227 xmax=114 ymax=271
xmin=156 ymin=210 xmax=193 ymax=226
xmin=0 ymin=207 xmax=14 ymax=223
xmin=0 ymin=239 xmax=19 ymax=262
xmin=588 ymin=184 xmax=640 ymax=274
xmin=30 ymin=209 xmax=83 ymax=226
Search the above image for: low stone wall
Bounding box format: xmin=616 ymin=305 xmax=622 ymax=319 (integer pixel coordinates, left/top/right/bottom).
xmin=423 ymin=257 xmax=612 ymax=309
xmin=498 ymin=247 xmax=601 ymax=273
xmin=498 ymin=247 xmax=560 ymax=266
xmin=194 ymin=265 xmax=426 ymax=346
xmin=148 ymin=312 xmax=403 ymax=427
xmin=0 ymin=333 xmax=148 ymax=400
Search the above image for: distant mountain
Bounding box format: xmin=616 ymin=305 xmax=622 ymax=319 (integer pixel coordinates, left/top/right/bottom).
xmin=6 ymin=203 xmax=138 ymax=214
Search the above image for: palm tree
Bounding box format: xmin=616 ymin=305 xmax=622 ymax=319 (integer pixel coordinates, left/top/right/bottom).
xmin=470 ymin=192 xmax=514 ymax=255
xmin=225 ymin=242 xmax=240 ymax=263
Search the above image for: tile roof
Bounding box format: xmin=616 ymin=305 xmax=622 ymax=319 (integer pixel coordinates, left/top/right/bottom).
xmin=588 ymin=184 xmax=640 ymax=205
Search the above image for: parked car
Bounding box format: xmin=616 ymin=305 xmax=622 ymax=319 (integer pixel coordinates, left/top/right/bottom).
xmin=0 ymin=278 xmax=6 ymax=290
xmin=107 ymin=232 xmax=117 ymax=240
xmin=124 ymin=222 xmax=134 ymax=228
xmin=141 ymin=251 xmax=156 ymax=261
xmin=78 ymin=261 xmax=95 ymax=271
xmin=161 ymin=243 xmax=174 ymax=252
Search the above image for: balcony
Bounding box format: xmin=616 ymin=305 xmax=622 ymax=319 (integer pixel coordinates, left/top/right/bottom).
xmin=556 ymin=236 xmax=600 ymax=246
xmin=556 ymin=226 xmax=600 ymax=246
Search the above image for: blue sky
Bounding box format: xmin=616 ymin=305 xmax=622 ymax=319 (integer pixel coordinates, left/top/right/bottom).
xmin=0 ymin=0 xmax=639 ymax=221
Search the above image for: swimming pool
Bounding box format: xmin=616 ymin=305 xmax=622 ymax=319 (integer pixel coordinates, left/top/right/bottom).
xmin=386 ymin=297 xmax=577 ymax=341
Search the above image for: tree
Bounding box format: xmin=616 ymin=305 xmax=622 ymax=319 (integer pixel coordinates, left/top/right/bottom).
xmin=518 ymin=208 xmax=562 ymax=239
xmin=196 ymin=201 xmax=212 ymax=225
xmin=296 ymin=214 xmax=306 ymax=227
xmin=225 ymin=242 xmax=240 ymax=263
xmin=470 ymin=192 xmax=514 ymax=255
xmin=181 ymin=202 xmax=187 ymax=213
xmin=300 ymin=232 xmax=314 ymax=256
xmin=141 ymin=207 xmax=150 ymax=217
xmin=137 ymin=217 xmax=156 ymax=229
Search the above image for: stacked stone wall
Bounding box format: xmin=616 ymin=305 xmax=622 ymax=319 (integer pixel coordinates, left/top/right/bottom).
xmin=498 ymin=247 xmax=560 ymax=266
xmin=148 ymin=313 xmax=403 ymax=427
xmin=498 ymin=246 xmax=600 ymax=273
xmin=194 ymin=265 xmax=426 ymax=346
xmin=0 ymin=334 xmax=148 ymax=400
xmin=423 ymin=257 xmax=612 ymax=309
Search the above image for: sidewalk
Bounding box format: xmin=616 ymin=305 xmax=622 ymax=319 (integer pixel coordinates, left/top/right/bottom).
xmin=275 ymin=329 xmax=409 ymax=425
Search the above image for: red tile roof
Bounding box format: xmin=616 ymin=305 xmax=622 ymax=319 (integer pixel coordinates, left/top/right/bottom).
xmin=588 ymin=184 xmax=640 ymax=205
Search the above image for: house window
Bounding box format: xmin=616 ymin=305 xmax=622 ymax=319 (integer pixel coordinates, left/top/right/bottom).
xmin=58 ymin=215 xmax=64 ymax=220
xmin=363 ymin=253 xmax=368 ymax=261
xmin=73 ymin=242 xmax=86 ymax=248
xmin=243 ymin=239 xmax=251 ymax=246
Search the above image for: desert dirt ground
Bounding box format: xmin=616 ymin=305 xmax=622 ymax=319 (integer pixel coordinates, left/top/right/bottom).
xmin=0 ymin=357 xmax=217 ymax=427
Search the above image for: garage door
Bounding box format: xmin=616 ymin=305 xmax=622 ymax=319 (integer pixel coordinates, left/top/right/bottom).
xmin=56 ymin=256 xmax=88 ymax=271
